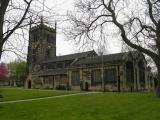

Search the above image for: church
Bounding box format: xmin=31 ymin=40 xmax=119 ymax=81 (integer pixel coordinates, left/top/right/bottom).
xmin=25 ymin=22 xmax=155 ymax=92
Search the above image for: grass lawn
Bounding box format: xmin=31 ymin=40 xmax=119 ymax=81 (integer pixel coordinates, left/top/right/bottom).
xmin=0 ymin=87 xmax=77 ymax=101
xmin=0 ymin=88 xmax=160 ymax=120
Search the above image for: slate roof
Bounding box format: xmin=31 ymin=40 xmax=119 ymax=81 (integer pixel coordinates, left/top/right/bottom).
xmin=37 ymin=51 xmax=142 ymax=76
xmin=43 ymin=50 xmax=96 ymax=63
xmin=74 ymin=51 xmax=140 ymax=65
xmin=38 ymin=69 xmax=67 ymax=76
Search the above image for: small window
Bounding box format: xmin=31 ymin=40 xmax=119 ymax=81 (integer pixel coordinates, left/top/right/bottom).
xmin=33 ymin=34 xmax=38 ymax=42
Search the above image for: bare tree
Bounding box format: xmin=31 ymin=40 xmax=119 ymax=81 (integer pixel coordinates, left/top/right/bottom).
xmin=0 ymin=0 xmax=53 ymax=61
xmin=67 ymin=0 xmax=160 ymax=96
xmin=0 ymin=0 xmax=31 ymax=58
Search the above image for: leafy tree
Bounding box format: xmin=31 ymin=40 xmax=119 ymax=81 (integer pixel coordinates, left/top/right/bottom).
xmin=8 ymin=60 xmax=26 ymax=86
xmin=67 ymin=0 xmax=160 ymax=96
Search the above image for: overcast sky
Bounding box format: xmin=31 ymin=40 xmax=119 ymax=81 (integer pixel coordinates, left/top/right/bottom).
xmin=46 ymin=0 xmax=121 ymax=55
xmin=1 ymin=0 xmax=121 ymax=63
xmin=47 ymin=0 xmax=81 ymax=56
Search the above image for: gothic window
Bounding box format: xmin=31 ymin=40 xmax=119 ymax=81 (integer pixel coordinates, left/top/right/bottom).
xmin=125 ymin=61 xmax=135 ymax=91
xmin=138 ymin=61 xmax=145 ymax=88
xmin=91 ymin=70 xmax=101 ymax=85
xmin=71 ymin=71 xmax=80 ymax=85
xmin=33 ymin=34 xmax=38 ymax=42
xmin=126 ymin=61 xmax=134 ymax=84
xmin=105 ymin=68 xmax=117 ymax=84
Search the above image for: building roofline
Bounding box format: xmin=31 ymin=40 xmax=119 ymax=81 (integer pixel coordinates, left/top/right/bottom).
xmin=30 ymin=23 xmax=56 ymax=33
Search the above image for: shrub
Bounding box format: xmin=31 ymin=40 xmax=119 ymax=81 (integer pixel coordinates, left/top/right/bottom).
xmin=56 ymin=85 xmax=66 ymax=90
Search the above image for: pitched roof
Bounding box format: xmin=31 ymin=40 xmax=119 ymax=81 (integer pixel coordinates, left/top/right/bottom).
xmin=74 ymin=51 xmax=141 ymax=65
xmin=43 ymin=50 xmax=97 ymax=63
xmin=38 ymin=69 xmax=67 ymax=76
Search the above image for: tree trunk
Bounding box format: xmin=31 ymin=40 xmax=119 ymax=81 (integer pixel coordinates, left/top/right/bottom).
xmin=156 ymin=66 xmax=160 ymax=97
xmin=0 ymin=38 xmax=3 ymax=60
xmin=0 ymin=16 xmax=3 ymax=59
xmin=0 ymin=16 xmax=4 ymax=60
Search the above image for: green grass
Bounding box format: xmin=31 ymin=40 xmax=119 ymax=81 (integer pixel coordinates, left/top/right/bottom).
xmin=0 ymin=88 xmax=160 ymax=120
xmin=0 ymin=87 xmax=77 ymax=101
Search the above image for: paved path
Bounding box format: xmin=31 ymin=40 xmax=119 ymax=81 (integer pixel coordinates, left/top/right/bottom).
xmin=0 ymin=92 xmax=99 ymax=104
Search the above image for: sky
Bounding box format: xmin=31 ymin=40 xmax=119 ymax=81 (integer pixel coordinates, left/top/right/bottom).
xmin=46 ymin=0 xmax=80 ymax=55
xmin=45 ymin=0 xmax=121 ymax=55
xmin=1 ymin=0 xmax=121 ymax=63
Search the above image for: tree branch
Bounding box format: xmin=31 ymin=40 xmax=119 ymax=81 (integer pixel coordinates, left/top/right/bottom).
xmin=3 ymin=0 xmax=33 ymax=42
xmin=147 ymin=0 xmax=158 ymax=26
xmin=102 ymin=0 xmax=158 ymax=59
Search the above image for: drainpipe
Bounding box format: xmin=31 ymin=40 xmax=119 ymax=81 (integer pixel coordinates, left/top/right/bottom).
xmin=101 ymin=52 xmax=105 ymax=92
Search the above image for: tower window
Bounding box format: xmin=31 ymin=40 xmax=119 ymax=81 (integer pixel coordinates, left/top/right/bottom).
xmin=47 ymin=35 xmax=56 ymax=44
xmin=33 ymin=34 xmax=38 ymax=42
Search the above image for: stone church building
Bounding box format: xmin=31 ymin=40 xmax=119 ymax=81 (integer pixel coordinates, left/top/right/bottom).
xmin=26 ymin=23 xmax=154 ymax=92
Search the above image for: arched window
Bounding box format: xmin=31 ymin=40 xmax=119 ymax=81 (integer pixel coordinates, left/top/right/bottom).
xmin=126 ymin=61 xmax=134 ymax=91
xmin=138 ymin=60 xmax=145 ymax=89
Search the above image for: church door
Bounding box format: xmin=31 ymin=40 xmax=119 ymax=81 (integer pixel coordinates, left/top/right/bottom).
xmin=28 ymin=80 xmax=31 ymax=89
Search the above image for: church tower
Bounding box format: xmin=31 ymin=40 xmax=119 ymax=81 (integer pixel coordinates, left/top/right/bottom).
xmin=27 ymin=21 xmax=56 ymax=73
